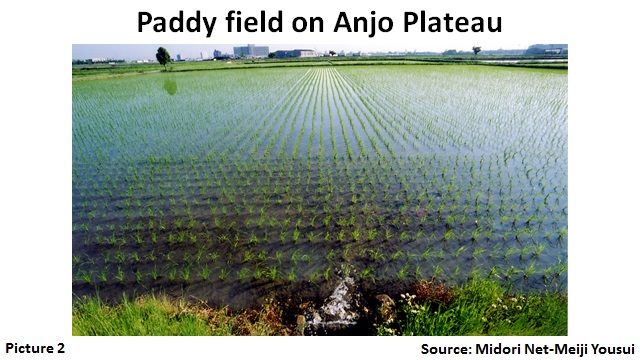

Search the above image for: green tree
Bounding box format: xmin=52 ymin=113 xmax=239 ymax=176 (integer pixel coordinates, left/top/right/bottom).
xmin=156 ymin=47 xmax=171 ymax=71
xmin=472 ymin=46 xmax=482 ymax=56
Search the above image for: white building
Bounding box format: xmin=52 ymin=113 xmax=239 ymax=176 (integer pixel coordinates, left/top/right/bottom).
xmin=233 ymin=44 xmax=270 ymax=58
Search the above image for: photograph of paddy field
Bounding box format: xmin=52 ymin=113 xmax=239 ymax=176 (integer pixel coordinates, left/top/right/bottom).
xmin=72 ymin=59 xmax=567 ymax=335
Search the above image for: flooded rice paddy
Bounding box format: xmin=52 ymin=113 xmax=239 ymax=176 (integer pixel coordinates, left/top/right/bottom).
xmin=72 ymin=65 xmax=567 ymax=308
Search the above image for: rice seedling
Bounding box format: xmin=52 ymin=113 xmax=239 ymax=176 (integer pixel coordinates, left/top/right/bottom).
xmin=432 ymin=264 xmax=443 ymax=278
xmin=237 ymin=267 xmax=250 ymax=282
xmin=219 ymin=268 xmax=229 ymax=281
xmin=366 ymin=228 xmax=378 ymax=241
xmin=287 ymin=268 xmax=297 ymax=282
xmin=266 ymin=266 xmax=279 ymax=281
xmin=369 ymin=248 xmax=385 ymax=262
xmin=397 ymin=264 xmax=410 ymax=280
xmin=520 ymin=244 xmax=536 ymax=260
xmin=292 ymin=229 xmax=301 ymax=244
xmin=503 ymin=247 xmax=519 ymax=260
xmin=181 ymin=267 xmax=191 ymax=283
xmin=274 ymin=251 xmax=283 ymax=266
xmin=134 ymin=269 xmax=144 ymax=285
xmin=129 ymin=252 xmax=140 ymax=264
xmin=352 ymin=228 xmax=362 ymax=242
xmin=80 ymin=270 xmax=94 ymax=285
xmin=471 ymin=248 xmax=485 ymax=260
xmin=443 ymin=229 xmax=456 ymax=242
xmin=98 ymin=269 xmax=108 ymax=283
xmin=413 ymin=265 xmax=422 ymax=280
xmin=323 ymin=266 xmax=332 ymax=281
xmin=253 ymin=267 xmax=265 ymax=281
xmin=361 ymin=267 xmax=375 ymax=282
xmin=114 ymin=266 xmax=125 ymax=283
xmin=148 ymin=265 xmax=159 ymax=281
xmin=114 ymin=251 xmax=126 ymax=265
xmin=553 ymin=259 xmax=568 ymax=277
xmin=557 ymin=227 xmax=568 ymax=243
xmin=523 ymin=261 xmax=539 ymax=280
xmin=504 ymin=266 xmax=522 ymax=281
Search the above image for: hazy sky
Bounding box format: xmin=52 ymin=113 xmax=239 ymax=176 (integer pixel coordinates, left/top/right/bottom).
xmin=72 ymin=43 xmax=530 ymax=61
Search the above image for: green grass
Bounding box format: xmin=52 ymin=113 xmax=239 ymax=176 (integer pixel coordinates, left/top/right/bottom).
xmin=72 ymin=294 xmax=288 ymax=336
xmin=73 ymin=278 xmax=566 ymax=336
xmin=377 ymin=279 xmax=567 ymax=336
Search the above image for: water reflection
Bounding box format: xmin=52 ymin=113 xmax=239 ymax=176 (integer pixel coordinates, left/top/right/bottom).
xmin=163 ymin=77 xmax=178 ymax=95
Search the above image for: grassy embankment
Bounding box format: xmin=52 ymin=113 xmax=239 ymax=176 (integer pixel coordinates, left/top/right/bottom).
xmin=72 ymin=294 xmax=288 ymax=336
xmin=376 ymin=279 xmax=567 ymax=336
xmin=73 ymin=278 xmax=567 ymax=336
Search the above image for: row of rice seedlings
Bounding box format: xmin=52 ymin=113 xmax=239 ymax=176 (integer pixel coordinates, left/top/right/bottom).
xmin=74 ymin=239 xmax=558 ymax=292
xmin=76 ymin=184 xmax=566 ymax=272
xmin=75 ymin=162 xmax=564 ymax=245
xmin=73 ymin=214 xmax=564 ymax=286
xmin=340 ymin=66 xmax=566 ymax=155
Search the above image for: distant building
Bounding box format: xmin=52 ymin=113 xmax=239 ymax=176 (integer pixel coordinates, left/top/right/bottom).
xmin=176 ymin=54 xmax=183 ymax=61
xmin=525 ymin=44 xmax=568 ymax=55
xmin=201 ymin=51 xmax=209 ymax=60
xmin=233 ymin=44 xmax=270 ymax=58
xmin=274 ymin=49 xmax=317 ymax=58
xmin=213 ymin=49 xmax=222 ymax=58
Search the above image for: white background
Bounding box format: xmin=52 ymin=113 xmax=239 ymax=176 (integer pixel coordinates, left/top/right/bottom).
xmin=1 ymin=1 xmax=639 ymax=359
